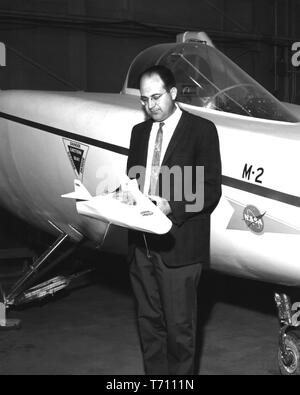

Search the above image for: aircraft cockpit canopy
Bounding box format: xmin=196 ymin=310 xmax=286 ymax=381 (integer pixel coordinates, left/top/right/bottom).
xmin=125 ymin=42 xmax=298 ymax=123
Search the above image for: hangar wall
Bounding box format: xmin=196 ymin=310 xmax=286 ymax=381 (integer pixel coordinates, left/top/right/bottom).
xmin=0 ymin=0 xmax=299 ymax=103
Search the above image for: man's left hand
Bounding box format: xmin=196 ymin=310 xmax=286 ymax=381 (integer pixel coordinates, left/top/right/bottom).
xmin=149 ymin=196 xmax=171 ymax=215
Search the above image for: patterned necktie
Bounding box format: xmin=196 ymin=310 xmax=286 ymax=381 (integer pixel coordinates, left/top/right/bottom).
xmin=149 ymin=122 xmax=164 ymax=195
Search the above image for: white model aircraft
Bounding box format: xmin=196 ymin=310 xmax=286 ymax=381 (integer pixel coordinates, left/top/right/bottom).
xmin=61 ymin=177 xmax=172 ymax=235
xmin=0 ymin=31 xmax=300 ymax=374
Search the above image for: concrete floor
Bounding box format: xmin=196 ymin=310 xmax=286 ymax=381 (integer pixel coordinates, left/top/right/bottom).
xmin=0 ymin=251 xmax=294 ymax=375
xmin=0 ymin=209 xmax=298 ymax=375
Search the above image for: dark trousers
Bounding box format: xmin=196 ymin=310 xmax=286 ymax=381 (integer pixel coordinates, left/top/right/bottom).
xmin=129 ymin=247 xmax=202 ymax=375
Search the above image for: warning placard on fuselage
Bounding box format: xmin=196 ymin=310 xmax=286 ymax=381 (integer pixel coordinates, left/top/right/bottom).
xmin=63 ymin=139 xmax=89 ymax=180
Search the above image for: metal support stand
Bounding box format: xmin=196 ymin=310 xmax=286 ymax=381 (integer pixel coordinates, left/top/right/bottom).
xmin=5 ymin=231 xmax=69 ymax=306
xmin=0 ymin=222 xmax=69 ymax=330
xmin=0 ymin=302 xmax=21 ymax=330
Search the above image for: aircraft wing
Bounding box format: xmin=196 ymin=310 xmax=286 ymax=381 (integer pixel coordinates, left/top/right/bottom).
xmin=62 ymin=178 xmax=172 ymax=235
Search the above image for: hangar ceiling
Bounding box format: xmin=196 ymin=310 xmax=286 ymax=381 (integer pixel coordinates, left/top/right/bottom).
xmin=0 ymin=0 xmax=299 ymax=103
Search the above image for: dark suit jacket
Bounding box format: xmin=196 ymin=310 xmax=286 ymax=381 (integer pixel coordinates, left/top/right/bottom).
xmin=126 ymin=109 xmax=222 ymax=267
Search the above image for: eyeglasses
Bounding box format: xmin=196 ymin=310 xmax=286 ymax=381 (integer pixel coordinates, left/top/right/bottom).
xmin=140 ymin=90 xmax=168 ymax=106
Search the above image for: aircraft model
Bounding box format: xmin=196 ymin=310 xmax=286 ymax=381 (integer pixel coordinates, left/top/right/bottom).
xmin=61 ymin=177 xmax=172 ymax=235
xmin=0 ymin=31 xmax=300 ymax=374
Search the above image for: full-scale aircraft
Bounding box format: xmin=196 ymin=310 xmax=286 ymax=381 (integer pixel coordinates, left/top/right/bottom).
xmin=0 ymin=31 xmax=300 ymax=374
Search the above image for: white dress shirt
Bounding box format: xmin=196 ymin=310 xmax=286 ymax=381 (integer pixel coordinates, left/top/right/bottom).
xmin=143 ymin=105 xmax=182 ymax=194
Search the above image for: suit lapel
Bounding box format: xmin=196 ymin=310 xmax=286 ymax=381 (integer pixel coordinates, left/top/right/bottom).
xmin=161 ymin=111 xmax=189 ymax=166
xmin=140 ymin=119 xmax=153 ymax=167
xmin=138 ymin=119 xmax=152 ymax=192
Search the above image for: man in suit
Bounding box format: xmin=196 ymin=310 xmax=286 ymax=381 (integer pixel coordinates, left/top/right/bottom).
xmin=126 ymin=65 xmax=222 ymax=375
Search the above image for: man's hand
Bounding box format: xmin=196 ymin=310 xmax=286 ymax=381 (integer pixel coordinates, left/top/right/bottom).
xmin=149 ymin=196 xmax=171 ymax=216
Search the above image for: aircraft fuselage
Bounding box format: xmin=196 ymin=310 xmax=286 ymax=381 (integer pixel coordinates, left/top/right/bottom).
xmin=0 ymin=89 xmax=300 ymax=286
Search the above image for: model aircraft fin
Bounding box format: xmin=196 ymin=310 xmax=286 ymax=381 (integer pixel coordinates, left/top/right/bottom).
xmin=61 ymin=179 xmax=92 ymax=201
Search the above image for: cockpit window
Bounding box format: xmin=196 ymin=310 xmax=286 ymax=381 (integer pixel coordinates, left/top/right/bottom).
xmin=126 ymin=42 xmax=299 ymax=123
xmin=126 ymin=44 xmax=174 ymax=91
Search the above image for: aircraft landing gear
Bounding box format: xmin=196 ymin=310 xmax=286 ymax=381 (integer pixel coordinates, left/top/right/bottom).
xmin=274 ymin=293 xmax=300 ymax=375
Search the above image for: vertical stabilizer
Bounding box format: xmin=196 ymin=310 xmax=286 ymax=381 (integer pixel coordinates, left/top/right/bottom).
xmin=61 ymin=179 xmax=92 ymax=201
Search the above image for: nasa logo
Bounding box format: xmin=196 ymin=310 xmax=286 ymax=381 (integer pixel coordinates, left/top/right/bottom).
xmin=140 ymin=211 xmax=153 ymax=216
xmin=243 ymin=205 xmax=265 ymax=234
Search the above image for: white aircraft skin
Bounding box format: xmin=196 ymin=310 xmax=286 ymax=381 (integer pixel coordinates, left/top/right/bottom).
xmin=0 ymin=33 xmax=300 ymax=289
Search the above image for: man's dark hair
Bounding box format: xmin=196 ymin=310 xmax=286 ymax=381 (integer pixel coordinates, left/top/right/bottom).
xmin=139 ymin=65 xmax=176 ymax=91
